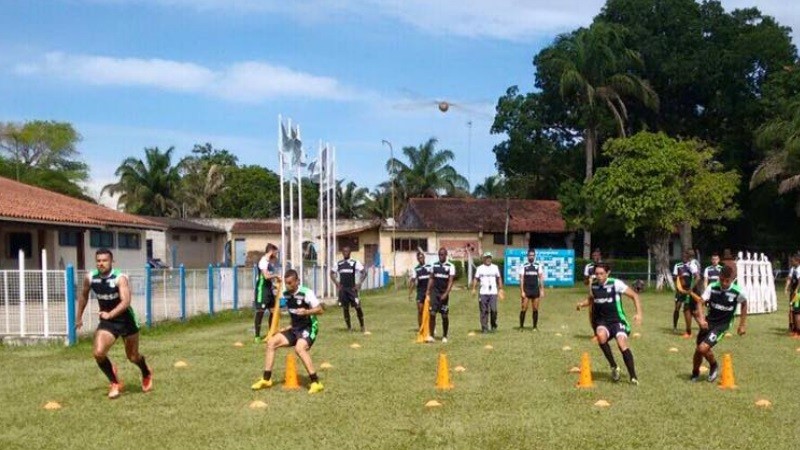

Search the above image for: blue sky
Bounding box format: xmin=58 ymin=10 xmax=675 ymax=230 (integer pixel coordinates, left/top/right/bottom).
xmin=2 ymin=0 xmax=796 ymax=206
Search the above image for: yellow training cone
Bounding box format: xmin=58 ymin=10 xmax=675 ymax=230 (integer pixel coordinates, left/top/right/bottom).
xmin=594 ymin=400 xmax=611 ymax=407
xmin=576 ymin=352 xmax=595 ymax=389
xmin=233 ymin=341 xmax=244 ymax=348
xmin=249 ymin=400 xmax=267 ymax=409
xmin=562 ymin=346 xmax=572 ymax=351
xmin=718 ymin=353 xmax=737 ymax=390
xmin=43 ymin=401 xmax=62 ymax=410
xmin=174 ymin=360 xmax=188 ymax=368
xmin=568 ymin=366 xmax=581 ymax=374
xmin=435 ymin=353 xmax=454 ymax=390
xmin=454 ymin=365 xmax=467 ymax=372
xmin=699 ymin=366 xmax=709 ymax=374
xmin=350 ymin=343 xmax=361 ymax=349
xmin=755 ymin=399 xmax=772 ymax=408
xmin=283 ymin=353 xmax=301 ymax=390
xmin=555 ymin=333 xmax=563 ymax=337
xmin=266 ymin=280 xmax=282 ymax=339
xmin=669 ymin=347 xmax=679 ymax=353
xmin=416 ymin=296 xmax=431 ymax=343
xmin=467 ymin=331 xmax=476 ymax=337
xmin=484 ymin=344 xmax=494 ymax=350
xmin=632 ymin=332 xmax=642 ymax=338
xmin=320 ymin=362 xmax=333 ymax=370
xmin=364 ymin=331 xmax=372 ymax=336
xmin=425 ymin=400 xmax=443 ymax=408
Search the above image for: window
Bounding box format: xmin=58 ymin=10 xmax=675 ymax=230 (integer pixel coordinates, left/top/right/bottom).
xmin=392 ymin=238 xmax=428 ymax=252
xmin=190 ymin=235 xmax=198 ymax=242
xmin=118 ymin=232 xmax=141 ymax=250
xmin=493 ymin=233 xmax=513 ymax=245
xmin=173 ymin=234 xmax=181 ymax=241
xmin=58 ymin=230 xmax=80 ymax=247
xmin=90 ymin=230 xmax=114 ymax=248
xmin=336 ymin=237 xmax=359 ymax=250
xmin=8 ymin=232 xmax=33 ymax=258
xmin=205 ymin=236 xmax=213 ymax=243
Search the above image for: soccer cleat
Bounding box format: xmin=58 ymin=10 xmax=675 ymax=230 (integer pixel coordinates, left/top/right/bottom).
xmin=442 ymin=337 xmax=448 ymax=343
xmin=690 ymin=376 xmax=699 ymax=382
xmin=142 ymin=367 xmax=153 ymax=393
xmin=360 ymin=326 xmax=366 ymax=333
xmin=251 ymin=378 xmax=274 ymax=390
xmin=425 ymin=336 xmax=435 ymax=343
xmin=681 ymin=332 xmax=692 ymax=339
xmin=108 ymin=382 xmax=122 ymax=399
xmin=308 ymin=381 xmax=324 ymax=394
xmin=707 ymin=365 xmax=719 ymax=382
xmin=630 ymin=378 xmax=639 ymax=386
xmin=611 ymin=366 xmax=621 ymax=382
xmin=254 ymin=336 xmax=261 ymax=344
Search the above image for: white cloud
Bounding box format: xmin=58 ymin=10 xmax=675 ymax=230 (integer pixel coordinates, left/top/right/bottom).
xmin=84 ymin=0 xmax=800 ymax=42
xmin=14 ymin=52 xmax=357 ymax=102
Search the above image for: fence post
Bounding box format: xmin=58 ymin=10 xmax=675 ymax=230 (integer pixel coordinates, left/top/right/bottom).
xmin=179 ymin=264 xmax=186 ymax=321
xmin=208 ymin=264 xmax=214 ymax=316
xmin=233 ymin=266 xmax=239 ymax=311
xmin=42 ymin=248 xmax=49 ymax=337
xmin=145 ymin=265 xmax=153 ymax=328
xmin=18 ymin=249 xmax=25 ymax=337
xmin=66 ymin=265 xmax=76 ymax=346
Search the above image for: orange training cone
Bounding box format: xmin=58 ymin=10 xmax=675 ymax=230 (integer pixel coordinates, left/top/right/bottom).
xmin=283 ymin=353 xmax=301 ymax=390
xmin=718 ymin=353 xmax=737 ymax=390
xmin=266 ymin=280 xmax=282 ymax=340
xmin=576 ymin=352 xmax=595 ymax=389
xmin=435 ymin=353 xmax=454 ymax=390
xmin=417 ymin=296 xmax=431 ymax=343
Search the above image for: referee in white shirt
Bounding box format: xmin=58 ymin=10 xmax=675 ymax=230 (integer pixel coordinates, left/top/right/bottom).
xmin=471 ymin=252 xmax=503 ymax=333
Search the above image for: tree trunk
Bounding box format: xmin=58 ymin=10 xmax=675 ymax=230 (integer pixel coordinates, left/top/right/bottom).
xmin=679 ymin=222 xmax=692 ymax=253
xmin=648 ymin=231 xmax=674 ymax=291
xmin=583 ymin=128 xmax=596 ymax=259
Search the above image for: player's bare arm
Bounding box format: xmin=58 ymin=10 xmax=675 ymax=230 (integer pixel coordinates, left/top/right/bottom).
xmin=76 ymin=275 xmax=91 ymax=330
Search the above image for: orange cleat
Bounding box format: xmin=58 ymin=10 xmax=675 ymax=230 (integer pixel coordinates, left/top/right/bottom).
xmin=681 ymin=333 xmax=692 ymax=339
xmin=142 ymin=366 xmax=153 ymax=393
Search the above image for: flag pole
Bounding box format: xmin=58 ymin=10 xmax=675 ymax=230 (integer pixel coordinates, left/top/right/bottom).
xmin=288 ymin=120 xmax=295 ymax=270
xmin=332 ymin=145 xmax=338 ymax=261
xmin=318 ymin=139 xmax=325 ymax=297
xmin=278 ymin=115 xmax=286 ymax=275
xmin=297 ymin=125 xmax=304 ymax=284
xmin=326 ymin=143 xmax=333 ymax=298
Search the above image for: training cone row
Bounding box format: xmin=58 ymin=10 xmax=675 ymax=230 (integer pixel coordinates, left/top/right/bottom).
xmin=718 ymin=353 xmax=737 ymax=390
xmin=283 ymin=353 xmax=301 ymax=390
xmin=576 ymin=352 xmax=595 ymax=389
xmin=435 ymin=353 xmax=454 ymax=390
xmin=416 ymin=296 xmax=431 ymax=343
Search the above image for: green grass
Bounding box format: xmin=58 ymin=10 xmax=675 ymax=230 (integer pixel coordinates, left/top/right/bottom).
xmin=1 ymin=285 xmax=797 ymax=449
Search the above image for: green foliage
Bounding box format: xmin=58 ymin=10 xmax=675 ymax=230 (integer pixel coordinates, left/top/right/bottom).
xmin=178 ymin=143 xmax=236 ymax=218
xmin=213 ymin=165 xmax=280 ymax=218
xmin=102 ymin=146 xmax=182 ymax=216
xmin=0 ymin=120 xmax=88 ymax=182
xmin=0 ymin=155 xmax=95 ymax=202
xmin=387 ymin=138 xmax=469 ymax=200
xmin=336 ymin=180 xmax=369 ymax=219
xmin=587 ymin=132 xmax=740 ymax=236
xmin=472 ymin=175 xmax=507 ymax=199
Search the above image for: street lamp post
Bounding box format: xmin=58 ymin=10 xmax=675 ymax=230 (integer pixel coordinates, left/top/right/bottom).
xmin=381 ymin=139 xmax=397 ymax=289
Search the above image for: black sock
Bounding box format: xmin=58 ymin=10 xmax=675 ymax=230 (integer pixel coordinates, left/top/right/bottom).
xmin=97 ymin=357 xmax=117 ymax=383
xmin=599 ymin=343 xmax=617 ymax=368
xmin=343 ymin=307 xmax=352 ymax=329
xmin=692 ymin=368 xmax=700 ymax=377
xmin=442 ymin=315 xmax=449 ymax=338
xmin=254 ymin=311 xmax=264 ymax=336
xmin=621 ymin=349 xmax=637 ymax=379
xmin=672 ymin=310 xmax=679 ymax=329
xmin=429 ymin=315 xmax=436 ymax=337
xmin=135 ymin=356 xmax=151 ymax=377
xmin=356 ymin=307 xmax=365 ymax=328
xmin=533 ymin=310 xmax=539 ymax=328
xmin=490 ymin=311 xmax=497 ymax=329
xmin=263 ymin=370 xmax=272 ymax=381
xmin=519 ymin=311 xmax=526 ymax=328
xmin=310 ymin=373 xmax=319 ymax=383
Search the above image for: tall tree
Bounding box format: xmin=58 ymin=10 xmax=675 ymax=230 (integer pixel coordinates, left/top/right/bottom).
xmin=364 ymin=187 xmax=393 ymax=220
xmin=336 ymin=180 xmax=369 ymax=219
xmin=213 ymin=165 xmax=280 ymax=218
xmin=386 ymin=138 xmax=469 ymax=200
xmin=102 ymin=146 xmax=182 ymax=216
xmin=538 ymin=21 xmax=659 ymax=257
xmin=586 ymin=132 xmax=739 ymax=288
xmin=472 ymin=175 xmax=507 ymax=198
xmin=178 ymin=143 xmax=237 ymax=217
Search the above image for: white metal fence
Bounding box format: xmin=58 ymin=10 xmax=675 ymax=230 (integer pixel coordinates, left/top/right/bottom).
xmin=0 ymin=262 xmax=386 ymax=345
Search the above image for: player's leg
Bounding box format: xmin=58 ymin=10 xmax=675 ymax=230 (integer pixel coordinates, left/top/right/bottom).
xmin=252 ymin=331 xmax=290 ymax=389
xmin=341 ymin=291 xmax=352 ymax=331
xmin=595 ymin=325 xmax=618 ymax=372
xmin=682 ymin=300 xmax=693 ymax=336
xmin=294 ymin=337 xmax=322 ymax=390
xmin=794 ymin=311 xmax=800 ymax=337
xmin=519 ymin=297 xmax=529 ymax=329
xmin=489 ymin=294 xmax=498 ymax=331
xmin=353 ymin=293 xmax=365 ymax=332
xmin=614 ymin=327 xmax=637 ymax=383
xmin=122 ymin=332 xmax=152 ymax=391
xmin=479 ymin=295 xmax=489 ymax=332
xmin=428 ymin=294 xmax=439 ymax=341
xmin=531 ymin=297 xmax=541 ymax=330
xmin=254 ymin=291 xmax=267 ymax=340
xmin=673 ymin=298 xmax=681 ymax=332
xmin=440 ymin=298 xmax=450 ymax=341
xmin=93 ymin=328 xmax=119 ymax=384
xmin=416 ymin=298 xmax=424 ymax=328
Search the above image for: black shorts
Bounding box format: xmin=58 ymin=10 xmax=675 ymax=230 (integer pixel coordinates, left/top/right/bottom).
xmin=430 ymin=291 xmax=449 ymax=314
xmin=281 ymin=327 xmax=317 ymax=348
xmin=255 ymin=293 xmax=276 ymax=311
xmin=791 ymin=301 xmax=800 ymax=314
xmin=338 ymin=287 xmax=360 ymax=307
xmin=696 ymin=321 xmax=731 ymax=348
xmin=595 ymin=320 xmax=630 ymax=338
xmin=523 ymin=290 xmax=540 ymax=300
xmin=97 ymin=318 xmax=139 ymax=338
xmin=676 ymin=294 xmax=696 ymax=310
xmin=416 ymin=291 xmax=427 ymax=304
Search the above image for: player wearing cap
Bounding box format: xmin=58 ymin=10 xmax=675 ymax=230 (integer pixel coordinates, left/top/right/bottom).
xmin=471 ymin=252 xmax=503 ymax=333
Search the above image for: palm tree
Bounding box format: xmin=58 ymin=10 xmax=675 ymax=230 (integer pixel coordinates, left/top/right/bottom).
xmin=102 ymin=146 xmax=182 ymax=216
xmin=177 ymin=158 xmax=226 ymax=218
xmin=472 ymin=175 xmax=506 ymax=198
xmin=750 ymin=100 xmax=800 ymax=207
xmin=386 ymin=138 xmax=469 ymax=199
xmin=336 ymin=180 xmax=369 ymax=219
xmin=364 ymin=187 xmax=393 ymax=220
xmin=544 ymin=22 xmax=659 ymax=256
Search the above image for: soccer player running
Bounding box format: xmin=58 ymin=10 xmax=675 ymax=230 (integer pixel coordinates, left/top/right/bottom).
xmin=76 ymin=249 xmax=152 ymax=399
xmin=673 ymin=249 xmax=700 ymax=337
xmin=471 ymin=252 xmax=503 ymax=333
xmin=329 ymin=246 xmax=367 ymax=333
xmin=519 ymin=249 xmax=545 ymax=330
xmin=576 ymin=263 xmax=642 ymax=385
xmin=689 ymin=265 xmax=747 ymax=382
xmin=252 ymin=269 xmax=325 ymax=394
xmin=409 ymin=251 xmax=431 ymax=327
xmin=426 ymin=247 xmax=455 ymax=343
xmin=784 ymin=254 xmax=799 ymax=334
xmin=254 ymin=244 xmax=281 ymax=342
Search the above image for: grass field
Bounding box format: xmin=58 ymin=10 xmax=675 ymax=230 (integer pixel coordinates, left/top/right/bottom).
xmin=1 ymin=284 xmax=798 ymax=449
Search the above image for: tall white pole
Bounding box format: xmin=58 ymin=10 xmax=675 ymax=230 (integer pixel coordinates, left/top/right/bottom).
xmin=289 ymin=127 xmax=295 ymax=270
xmin=326 ymin=143 xmax=333 ymax=297
xmin=279 ymin=115 xmax=286 ymax=275
xmin=18 ymin=249 xmax=25 ymax=337
xmin=297 ymin=153 xmax=304 ymax=283
xmin=42 ymin=248 xmax=49 ymax=337
xmin=318 ymin=140 xmax=325 ymax=297
xmin=332 ymin=145 xmax=338 ymax=262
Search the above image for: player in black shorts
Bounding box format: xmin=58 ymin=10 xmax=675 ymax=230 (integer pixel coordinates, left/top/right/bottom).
xmin=426 ymin=247 xmax=455 ymax=343
xmin=519 ymin=249 xmax=545 ymax=330
xmin=330 ymin=246 xmax=367 ymax=332
xmin=254 ymin=243 xmax=280 ymax=342
xmin=688 ymin=265 xmax=747 ymax=382
xmin=673 ymin=249 xmax=699 ymax=337
xmin=583 ymin=248 xmax=603 ymax=336
xmin=409 ymin=252 xmax=431 ymax=327
xmin=252 ymin=269 xmax=325 ymax=394
xmin=76 ymin=248 xmax=152 ymax=399
xmin=576 ymin=263 xmax=643 ymax=385
xmin=784 ymin=254 xmax=799 ymax=334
